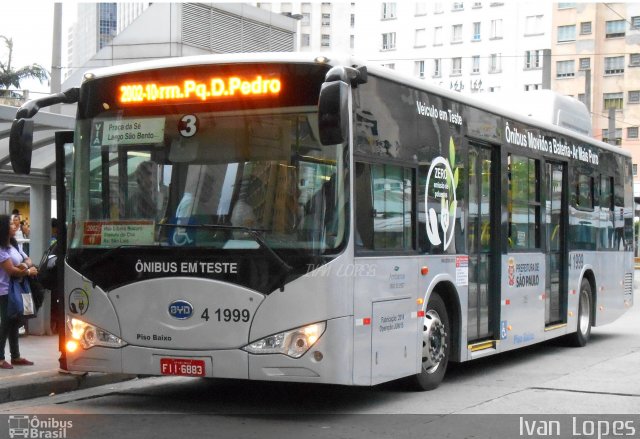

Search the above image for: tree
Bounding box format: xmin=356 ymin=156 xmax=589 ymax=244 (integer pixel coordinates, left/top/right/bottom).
xmin=0 ymin=35 xmax=49 ymax=91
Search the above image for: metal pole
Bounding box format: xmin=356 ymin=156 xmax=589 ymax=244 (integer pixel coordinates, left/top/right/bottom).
xmin=542 ymin=49 xmax=551 ymax=90
xmin=50 ymin=3 xmax=63 ymax=113
xmin=609 ymin=107 xmax=616 ymax=146
xmin=584 ymin=69 xmax=591 ymax=112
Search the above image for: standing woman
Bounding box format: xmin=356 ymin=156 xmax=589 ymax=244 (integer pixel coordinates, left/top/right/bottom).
xmin=0 ymin=214 xmax=37 ymax=369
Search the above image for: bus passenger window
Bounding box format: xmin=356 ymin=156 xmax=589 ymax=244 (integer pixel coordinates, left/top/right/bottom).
xmin=508 ymin=155 xmax=540 ymax=249
xmin=355 ymin=162 xmax=413 ymax=251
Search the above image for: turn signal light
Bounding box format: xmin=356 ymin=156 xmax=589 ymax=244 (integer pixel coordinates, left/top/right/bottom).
xmin=66 ymin=340 xmax=79 ymax=353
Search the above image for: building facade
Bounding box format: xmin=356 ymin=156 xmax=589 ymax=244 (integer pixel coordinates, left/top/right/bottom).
xmin=550 ymin=3 xmax=640 ymax=197
xmin=261 ymin=2 xmax=552 ymax=95
xmin=67 ymin=4 xmax=119 ymax=78
xmin=61 ymin=3 xmax=298 ymax=103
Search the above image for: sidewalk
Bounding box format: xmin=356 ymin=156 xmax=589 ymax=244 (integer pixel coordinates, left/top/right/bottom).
xmin=0 ymin=334 xmax=134 ymax=404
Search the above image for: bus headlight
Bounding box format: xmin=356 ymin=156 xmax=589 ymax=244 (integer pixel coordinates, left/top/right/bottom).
xmin=67 ymin=317 xmax=127 ymax=349
xmin=242 ymin=322 xmax=326 ymax=358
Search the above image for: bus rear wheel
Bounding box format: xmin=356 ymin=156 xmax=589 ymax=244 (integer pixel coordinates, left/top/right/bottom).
xmin=410 ymin=293 xmax=450 ymax=391
xmin=567 ymin=278 xmax=592 ymax=347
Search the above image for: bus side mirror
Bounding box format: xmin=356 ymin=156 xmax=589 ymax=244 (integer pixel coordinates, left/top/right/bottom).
xmin=9 ymin=118 xmax=34 ymax=175
xmin=318 ymin=80 xmax=349 ymax=146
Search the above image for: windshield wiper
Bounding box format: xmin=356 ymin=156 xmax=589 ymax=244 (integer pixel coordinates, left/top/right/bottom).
xmin=157 ymin=223 xmax=292 ymax=273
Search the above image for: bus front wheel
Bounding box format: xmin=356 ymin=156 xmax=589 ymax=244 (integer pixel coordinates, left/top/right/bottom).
xmin=567 ymin=278 xmax=592 ymax=347
xmin=410 ymin=293 xmax=450 ymax=391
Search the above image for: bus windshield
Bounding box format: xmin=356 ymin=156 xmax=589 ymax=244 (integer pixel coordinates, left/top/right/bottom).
xmin=69 ymin=110 xmax=346 ymax=253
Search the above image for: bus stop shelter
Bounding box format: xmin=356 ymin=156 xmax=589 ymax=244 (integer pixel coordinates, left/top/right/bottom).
xmin=0 ymin=104 xmax=74 ymax=333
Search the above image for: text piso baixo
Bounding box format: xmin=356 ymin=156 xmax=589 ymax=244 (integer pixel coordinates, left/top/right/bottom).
xmin=135 ymin=260 xmax=238 ymax=274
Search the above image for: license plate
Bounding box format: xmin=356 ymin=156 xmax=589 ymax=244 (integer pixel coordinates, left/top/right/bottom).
xmin=160 ymin=358 xmax=206 ymax=377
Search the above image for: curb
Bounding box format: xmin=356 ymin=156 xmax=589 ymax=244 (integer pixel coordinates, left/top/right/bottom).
xmin=0 ymin=373 xmax=136 ymax=404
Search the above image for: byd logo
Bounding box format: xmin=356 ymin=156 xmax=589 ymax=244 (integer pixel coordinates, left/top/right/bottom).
xmin=169 ymin=300 xmax=193 ymax=320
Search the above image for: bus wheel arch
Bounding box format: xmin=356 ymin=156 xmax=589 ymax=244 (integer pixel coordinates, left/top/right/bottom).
xmin=410 ymin=281 xmax=461 ymax=391
xmin=567 ymin=272 xmax=595 ymax=347
xmin=582 ymin=270 xmax=597 ymax=327
xmin=430 ymin=282 xmax=461 ymax=363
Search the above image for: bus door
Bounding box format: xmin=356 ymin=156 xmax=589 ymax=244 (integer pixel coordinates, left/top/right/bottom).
xmin=545 ymin=162 xmax=567 ymax=325
xmin=467 ymin=142 xmax=499 ymax=341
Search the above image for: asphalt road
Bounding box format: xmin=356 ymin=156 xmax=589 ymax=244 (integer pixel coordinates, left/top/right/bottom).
xmin=0 ymin=288 xmax=638 ymax=439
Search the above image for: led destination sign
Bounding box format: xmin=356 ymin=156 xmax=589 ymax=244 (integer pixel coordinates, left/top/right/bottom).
xmin=118 ymin=75 xmax=282 ymax=104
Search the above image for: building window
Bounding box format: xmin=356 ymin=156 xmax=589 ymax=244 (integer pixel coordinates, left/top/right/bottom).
xmin=381 ymin=2 xmax=396 ymax=19
xmin=383 ymin=63 xmax=396 ymax=70
xmin=473 ymin=2 xmax=482 ymax=8
xmin=351 ymin=14 xmax=355 ymax=27
xmin=433 ymin=58 xmax=441 ymax=77
xmin=558 ymin=3 xmax=576 ymax=8
xmin=350 ymin=35 xmax=354 ymax=49
xmin=301 ymin=34 xmax=310 ymax=47
xmin=602 ymin=128 xmax=622 ymax=145
xmin=629 ymin=90 xmax=640 ymax=104
xmin=603 ymin=92 xmax=623 ymax=110
xmin=415 ymin=28 xmax=426 ymax=47
xmin=630 ymin=54 xmax=640 ymax=67
xmin=415 ymin=2 xmax=427 ymax=16
xmin=301 ymin=12 xmax=311 ymax=26
xmin=472 ymin=22 xmax=481 ymax=41
xmin=451 ymin=57 xmax=462 ymax=75
xmin=524 ymin=50 xmax=543 ymax=69
xmin=490 ymin=2 xmax=504 ymax=6
xmin=557 ymin=25 xmax=576 ymax=42
xmin=605 ymin=20 xmax=625 ymax=38
xmin=416 ymin=60 xmax=426 ymax=78
xmin=452 ymin=2 xmax=464 ymax=11
xmin=472 ymin=55 xmax=480 ymax=73
xmin=525 ymin=15 xmax=543 ymax=36
xmin=489 ymin=53 xmax=502 ymax=73
xmin=580 ymin=21 xmax=592 ymax=35
xmin=604 ymin=56 xmax=625 ymax=75
xmin=321 ymin=13 xmax=331 ymax=26
xmin=490 ymin=19 xmax=503 ymax=39
xmin=633 ymin=164 xmax=638 ymax=176
xmin=433 ymin=26 xmax=443 ymax=45
xmin=451 ymin=24 xmax=463 ymax=43
xmin=382 ymin=32 xmax=396 ymax=50
xmin=632 ymin=16 xmax=640 ymax=29
xmin=578 ymin=93 xmax=586 ymax=104
xmin=525 ymin=84 xmax=541 ymax=91
xmin=556 ymin=60 xmax=575 ymax=78
xmin=628 ymin=127 xmax=639 ymax=139
xmin=579 ymin=58 xmax=590 ymax=70
xmin=321 ymin=34 xmax=331 ymax=47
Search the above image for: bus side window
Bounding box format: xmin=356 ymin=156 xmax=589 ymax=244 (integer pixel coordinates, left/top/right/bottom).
xmin=508 ymin=154 xmax=540 ymax=250
xmin=354 ymin=162 xmax=374 ymax=249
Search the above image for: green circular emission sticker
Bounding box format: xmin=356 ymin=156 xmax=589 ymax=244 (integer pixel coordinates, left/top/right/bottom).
xmin=69 ymin=288 xmax=89 ymax=315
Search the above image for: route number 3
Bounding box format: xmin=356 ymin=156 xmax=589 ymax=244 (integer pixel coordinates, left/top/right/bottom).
xmin=179 ymin=114 xmax=198 ymax=138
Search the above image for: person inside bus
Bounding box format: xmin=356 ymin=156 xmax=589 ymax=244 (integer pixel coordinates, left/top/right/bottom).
xmin=127 ymin=161 xmax=157 ymax=219
xmin=0 ymin=214 xmax=38 ymax=369
xmin=231 ymin=175 xmax=263 ymax=229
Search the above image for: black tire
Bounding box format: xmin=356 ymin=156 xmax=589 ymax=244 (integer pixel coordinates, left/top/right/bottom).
xmin=409 ymin=293 xmax=450 ymax=391
xmin=567 ymin=278 xmax=592 ymax=347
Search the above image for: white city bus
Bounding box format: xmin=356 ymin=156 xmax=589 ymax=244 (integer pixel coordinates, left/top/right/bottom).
xmin=9 ymin=53 xmax=634 ymax=390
